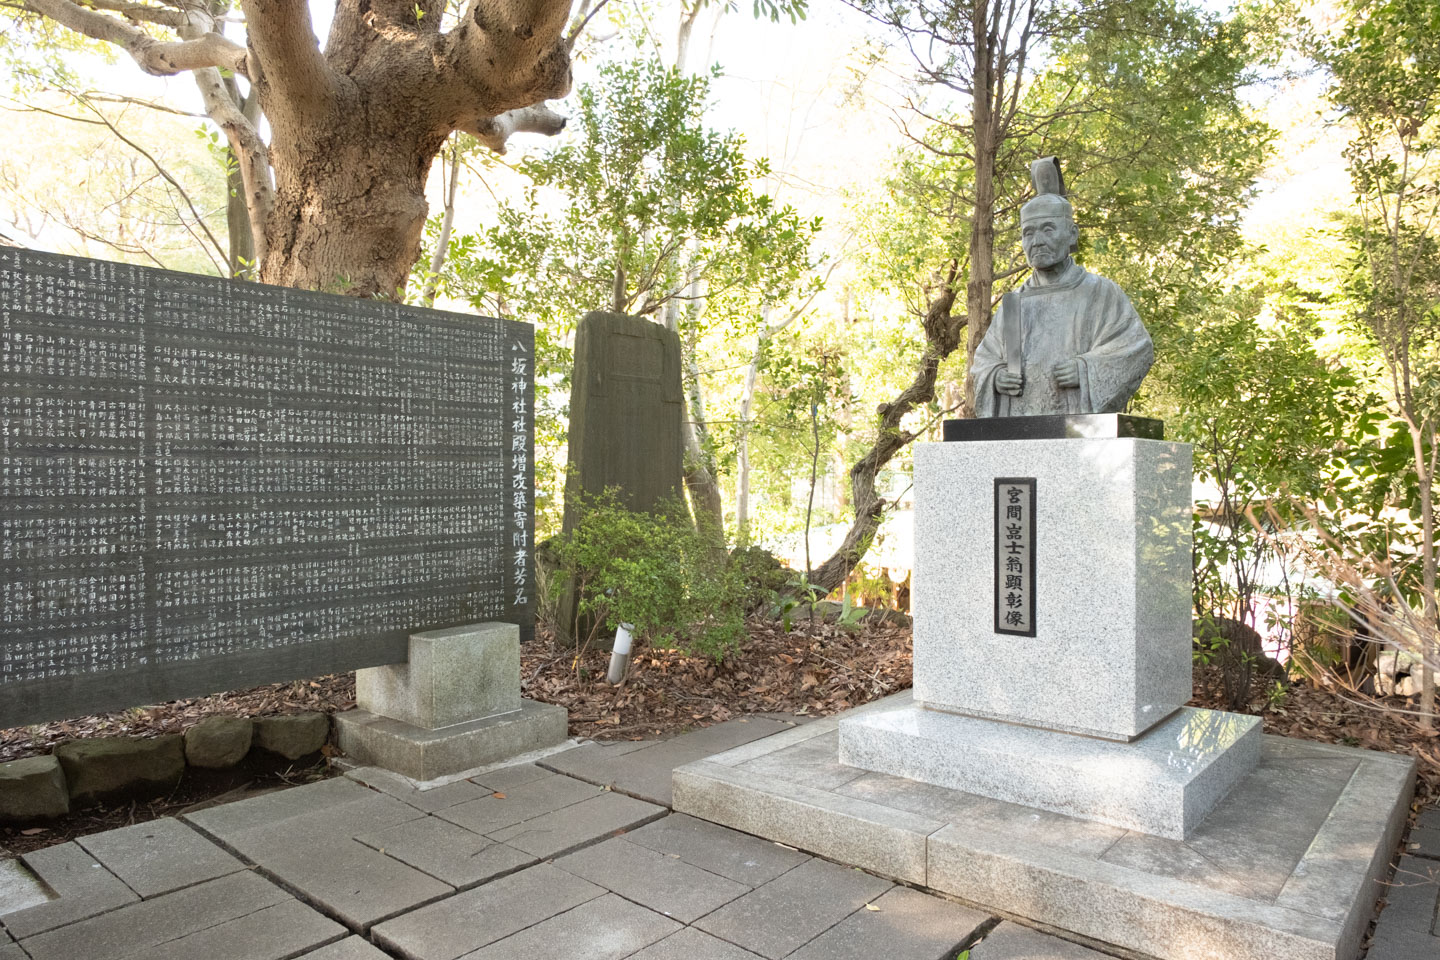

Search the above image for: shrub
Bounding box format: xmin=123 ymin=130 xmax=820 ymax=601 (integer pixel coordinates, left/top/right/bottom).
xmin=554 ymin=489 xmax=752 ymax=659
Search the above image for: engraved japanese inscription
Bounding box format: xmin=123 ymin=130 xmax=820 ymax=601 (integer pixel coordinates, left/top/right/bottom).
xmin=994 ymin=478 xmax=1036 ymax=637
xmin=0 ymin=249 xmax=533 ymax=728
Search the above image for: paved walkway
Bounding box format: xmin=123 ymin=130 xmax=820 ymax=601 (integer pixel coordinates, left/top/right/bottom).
xmin=0 ymin=715 xmax=1435 ymax=960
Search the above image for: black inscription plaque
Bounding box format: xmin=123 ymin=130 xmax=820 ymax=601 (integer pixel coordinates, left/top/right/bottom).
xmin=0 ymin=249 xmax=533 ymax=728
xmin=994 ymin=477 xmax=1036 ymax=637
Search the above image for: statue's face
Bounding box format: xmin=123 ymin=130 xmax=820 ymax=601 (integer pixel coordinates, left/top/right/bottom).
xmin=1021 ymin=215 xmax=1077 ymax=271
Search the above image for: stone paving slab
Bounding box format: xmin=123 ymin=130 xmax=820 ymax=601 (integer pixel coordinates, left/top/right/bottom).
xmin=1409 ymin=809 xmax=1440 ymax=860
xmin=0 ymin=943 xmax=24 ymax=960
xmin=554 ymin=836 xmax=750 ymax=922
xmin=1369 ymin=854 xmax=1440 ymax=957
xmin=141 ymin=899 xmax=345 ymax=960
xmin=468 ymin=761 xmax=555 ymax=793
xmin=693 ymin=856 xmax=894 ymax=959
xmin=0 ymin=858 xmax=49 ymax=917
xmin=356 ymin=817 xmax=536 ymax=889
xmin=344 ymin=766 xmax=491 ymax=813
xmin=296 ymin=937 xmax=393 ymax=960
xmin=76 ymin=817 xmax=244 ymax=898
xmin=2 ymin=841 xmax=138 ymax=939
xmin=626 ymin=926 xmax=765 ymax=960
xmin=251 ymin=836 xmax=453 ymax=931
xmin=371 ymin=863 xmax=604 ymax=960
xmin=623 ymin=814 xmax=811 ymax=887
xmin=486 ymin=790 xmax=666 ymax=859
xmin=542 ymin=717 xmax=796 ymax=806
xmin=785 ymin=885 xmax=988 ymax=960
xmin=19 ymin=870 xmax=296 ymax=960
xmin=433 ymin=772 xmax=601 ymax=835
xmin=461 ymin=892 xmax=682 ymax=960
xmin=969 ymin=922 xmax=1119 ymax=959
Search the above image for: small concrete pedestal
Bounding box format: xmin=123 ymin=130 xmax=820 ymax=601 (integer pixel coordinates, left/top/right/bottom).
xmin=334 ymin=623 xmax=566 ymax=781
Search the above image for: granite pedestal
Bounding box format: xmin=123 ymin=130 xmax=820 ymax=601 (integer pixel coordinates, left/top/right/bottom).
xmin=334 ymin=623 xmax=566 ymax=781
xmin=836 ymin=430 xmax=1257 ymax=838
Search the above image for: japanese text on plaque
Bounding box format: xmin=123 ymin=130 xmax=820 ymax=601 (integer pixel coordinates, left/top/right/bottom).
xmin=994 ymin=477 xmax=1036 ymax=637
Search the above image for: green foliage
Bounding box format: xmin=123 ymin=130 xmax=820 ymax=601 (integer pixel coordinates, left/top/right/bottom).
xmin=443 ymin=56 xmax=820 ymax=534
xmin=552 ymin=489 xmax=755 ymax=659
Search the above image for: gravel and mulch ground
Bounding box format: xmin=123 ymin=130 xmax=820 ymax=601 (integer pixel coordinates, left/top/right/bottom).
xmin=2 ymin=617 xmax=1436 ymax=857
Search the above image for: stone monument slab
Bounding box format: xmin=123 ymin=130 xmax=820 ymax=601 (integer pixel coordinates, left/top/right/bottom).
xmin=558 ymin=311 xmax=684 ymax=643
xmin=0 ymin=249 xmax=534 ymax=728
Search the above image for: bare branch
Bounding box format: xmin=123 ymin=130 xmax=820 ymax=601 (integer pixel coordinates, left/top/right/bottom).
xmin=24 ymin=0 xmax=249 ymax=76
xmin=462 ymin=103 xmax=567 ymax=153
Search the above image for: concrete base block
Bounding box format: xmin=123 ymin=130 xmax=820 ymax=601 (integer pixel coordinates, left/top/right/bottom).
xmin=357 ymin=624 xmax=522 ymax=731
xmin=334 ymin=700 xmax=567 ymax=781
xmin=838 ymin=704 xmax=1260 ymax=839
xmin=673 ymin=705 xmax=1416 ymax=960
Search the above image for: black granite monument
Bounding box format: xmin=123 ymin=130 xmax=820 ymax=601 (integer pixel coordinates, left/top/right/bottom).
xmin=0 ymin=249 xmax=533 ymax=728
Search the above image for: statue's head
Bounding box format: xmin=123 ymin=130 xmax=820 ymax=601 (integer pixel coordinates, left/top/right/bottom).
xmin=1020 ymin=157 xmax=1078 ymax=272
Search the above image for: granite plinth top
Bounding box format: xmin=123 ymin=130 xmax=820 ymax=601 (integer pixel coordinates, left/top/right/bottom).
xmin=942 ymin=414 xmax=1163 ymax=442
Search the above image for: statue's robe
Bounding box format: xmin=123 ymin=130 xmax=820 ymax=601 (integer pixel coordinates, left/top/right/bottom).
xmin=973 ymin=262 xmax=1154 ymax=417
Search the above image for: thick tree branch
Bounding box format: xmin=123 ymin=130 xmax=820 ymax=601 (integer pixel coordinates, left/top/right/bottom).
xmin=25 ymin=0 xmax=249 ymax=76
xmin=461 ymin=103 xmax=567 ymax=153
xmin=443 ymin=0 xmax=573 ymax=114
xmin=238 ymin=0 xmax=335 ymax=120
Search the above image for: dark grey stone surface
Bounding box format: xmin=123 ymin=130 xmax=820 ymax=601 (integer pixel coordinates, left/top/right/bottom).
xmin=18 ymin=871 xmax=296 ymax=960
xmin=627 ymin=927 xmax=766 ymax=960
xmin=969 ymin=922 xmax=1117 ymax=959
xmin=485 ymin=790 xmax=666 ymax=859
xmin=371 ymin=863 xmax=604 ymax=960
xmin=355 ymin=816 xmax=535 ymax=888
xmin=2 ymin=842 xmax=138 ymax=939
xmin=463 ymin=893 xmax=681 ymax=960
xmin=183 ymin=716 xmax=253 ymax=769
xmin=624 ymin=813 xmax=810 ymax=887
xmin=786 ymin=886 xmax=987 ymax=960
xmin=76 ymin=817 xmax=243 ymax=898
xmin=693 ymin=857 xmax=893 ymax=959
xmin=0 ymin=755 xmax=69 ymax=820
xmin=541 ymin=717 xmax=796 ymax=806
xmin=558 ymin=311 xmax=683 ymax=642
xmin=0 ymin=248 xmax=534 ymax=729
xmin=55 ymin=735 xmax=184 ymax=806
xmin=295 ymin=937 xmax=392 ymax=960
xmin=554 ymin=836 xmax=750 ymax=922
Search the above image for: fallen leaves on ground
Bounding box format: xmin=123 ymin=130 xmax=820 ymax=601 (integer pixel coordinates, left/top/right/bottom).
xmin=1190 ymin=666 xmax=1439 ymax=810
xmin=521 ymin=615 xmax=914 ymax=741
xmin=0 ymin=674 xmax=356 ymax=765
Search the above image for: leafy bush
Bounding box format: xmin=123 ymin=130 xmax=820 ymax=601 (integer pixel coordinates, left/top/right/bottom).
xmin=554 ymin=489 xmax=754 ymax=660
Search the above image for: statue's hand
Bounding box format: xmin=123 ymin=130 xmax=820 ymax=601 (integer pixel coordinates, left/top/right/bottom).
xmin=996 ymin=370 xmax=1025 ymax=396
xmin=1053 ymin=359 xmax=1081 ymax=389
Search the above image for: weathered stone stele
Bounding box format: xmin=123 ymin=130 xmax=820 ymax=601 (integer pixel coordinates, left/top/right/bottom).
xmin=558 ymin=311 xmax=684 ymax=643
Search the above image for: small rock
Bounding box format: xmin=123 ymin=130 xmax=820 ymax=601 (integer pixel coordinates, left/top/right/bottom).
xmin=0 ymin=755 xmax=70 ymax=821
xmin=254 ymin=713 xmax=330 ymax=760
xmin=185 ymin=716 xmax=254 ymax=769
xmin=54 ymin=735 xmax=184 ymax=807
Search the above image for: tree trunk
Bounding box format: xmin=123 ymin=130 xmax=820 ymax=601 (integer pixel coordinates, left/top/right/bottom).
xmin=1414 ymin=422 xmax=1437 ymax=729
xmin=959 ymin=0 xmax=999 ymax=419
xmin=224 ymin=150 xmax=254 ymax=278
xmin=808 ymin=275 xmax=961 ymax=593
xmin=664 ymin=289 xmax=725 ymax=543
